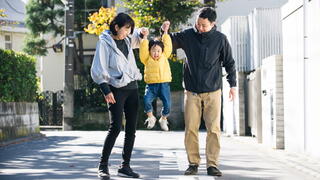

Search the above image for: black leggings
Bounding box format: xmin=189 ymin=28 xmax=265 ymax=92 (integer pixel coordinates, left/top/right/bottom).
xmin=100 ymin=88 xmax=139 ymax=166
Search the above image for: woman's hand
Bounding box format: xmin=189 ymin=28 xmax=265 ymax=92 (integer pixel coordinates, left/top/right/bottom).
xmin=141 ymin=27 xmax=149 ymax=39
xmin=104 ymin=92 xmax=116 ymax=104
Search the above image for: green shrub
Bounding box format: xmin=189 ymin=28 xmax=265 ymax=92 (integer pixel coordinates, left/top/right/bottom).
xmin=0 ymin=49 xmax=39 ymax=102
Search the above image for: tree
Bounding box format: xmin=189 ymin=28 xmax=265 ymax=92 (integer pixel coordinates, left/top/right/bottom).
xmin=122 ymin=0 xmax=201 ymax=35
xmin=23 ymin=0 xmax=64 ymax=56
xmin=23 ymin=0 xmax=101 ymax=56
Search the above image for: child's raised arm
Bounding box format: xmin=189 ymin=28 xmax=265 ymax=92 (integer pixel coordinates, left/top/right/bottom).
xmin=139 ymin=27 xmax=150 ymax=65
xmin=161 ymin=21 xmax=172 ymax=58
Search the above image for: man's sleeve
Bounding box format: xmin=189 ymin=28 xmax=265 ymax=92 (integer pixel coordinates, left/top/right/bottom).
xmin=161 ymin=28 xmax=185 ymax=50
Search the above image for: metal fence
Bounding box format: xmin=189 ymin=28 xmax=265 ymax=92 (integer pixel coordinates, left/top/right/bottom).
xmin=38 ymin=91 xmax=63 ymax=127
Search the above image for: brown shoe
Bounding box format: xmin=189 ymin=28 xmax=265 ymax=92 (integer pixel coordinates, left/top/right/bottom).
xmin=184 ymin=164 xmax=198 ymax=175
xmin=207 ymin=166 xmax=222 ymax=176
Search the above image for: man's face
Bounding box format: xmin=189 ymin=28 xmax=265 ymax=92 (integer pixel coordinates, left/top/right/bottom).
xmin=195 ymin=17 xmax=215 ymax=33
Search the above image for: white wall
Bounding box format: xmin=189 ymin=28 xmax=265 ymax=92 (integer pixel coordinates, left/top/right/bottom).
xmin=34 ymin=35 xmax=64 ymax=92
xmin=304 ymin=0 xmax=320 ymax=158
xmin=216 ymin=0 xmax=288 ymax=26
xmin=261 ymin=55 xmax=284 ymax=149
xmin=282 ymin=1 xmax=305 ymax=154
xmin=282 ymin=0 xmax=320 ymax=158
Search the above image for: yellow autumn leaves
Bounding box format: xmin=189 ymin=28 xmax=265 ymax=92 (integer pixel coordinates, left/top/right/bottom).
xmin=84 ymin=7 xmax=182 ymax=63
xmin=84 ymin=7 xmax=142 ymax=36
xmin=0 ymin=9 xmax=7 ymax=17
xmin=84 ymin=7 xmax=117 ymax=36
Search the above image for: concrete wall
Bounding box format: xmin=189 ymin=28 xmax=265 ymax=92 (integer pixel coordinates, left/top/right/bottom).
xmin=261 ymin=55 xmax=284 ymax=149
xmin=0 ymin=102 xmax=40 ymax=143
xmin=304 ymin=0 xmax=320 ymax=159
xmin=73 ymin=112 xmax=109 ymax=130
xmin=282 ymin=0 xmax=320 ymax=158
xmin=156 ymin=91 xmax=184 ymax=130
xmin=247 ymin=69 xmax=262 ymax=139
xmin=237 ymin=72 xmax=247 ymax=136
xmin=222 ymin=72 xmax=241 ymax=136
xmin=282 ymin=0 xmax=305 ymax=154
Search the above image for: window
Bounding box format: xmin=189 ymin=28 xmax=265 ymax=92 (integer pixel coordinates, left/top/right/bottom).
xmin=4 ymin=34 xmax=12 ymax=50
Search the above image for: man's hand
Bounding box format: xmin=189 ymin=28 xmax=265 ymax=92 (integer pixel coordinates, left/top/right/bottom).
xmin=161 ymin=21 xmax=170 ymax=34
xmin=141 ymin=27 xmax=149 ymax=39
xmin=229 ymin=87 xmax=236 ymax=101
xmin=104 ymin=92 xmax=116 ymax=104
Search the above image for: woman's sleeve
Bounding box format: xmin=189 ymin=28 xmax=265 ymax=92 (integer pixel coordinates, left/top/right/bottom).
xmin=162 ymin=34 xmax=172 ymax=58
xmin=90 ymin=40 xmax=111 ymax=86
xmin=130 ymin=28 xmax=142 ymax=49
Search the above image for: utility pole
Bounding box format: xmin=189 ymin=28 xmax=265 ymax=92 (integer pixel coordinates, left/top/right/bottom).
xmin=63 ymin=0 xmax=74 ymax=130
xmin=101 ymin=0 xmax=108 ymax=7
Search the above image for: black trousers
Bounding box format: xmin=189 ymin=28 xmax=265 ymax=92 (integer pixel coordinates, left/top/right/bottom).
xmin=100 ymin=87 xmax=139 ymax=166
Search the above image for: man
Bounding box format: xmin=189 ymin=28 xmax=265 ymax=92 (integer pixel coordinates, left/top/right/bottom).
xmin=162 ymin=7 xmax=236 ymax=177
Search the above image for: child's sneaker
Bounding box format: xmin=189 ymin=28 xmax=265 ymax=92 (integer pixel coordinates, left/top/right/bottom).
xmin=159 ymin=117 xmax=169 ymax=131
xmin=145 ymin=116 xmax=156 ymax=129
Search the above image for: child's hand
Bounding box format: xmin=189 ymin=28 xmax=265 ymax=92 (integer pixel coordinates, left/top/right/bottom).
xmin=141 ymin=27 xmax=149 ymax=39
xmin=161 ymin=21 xmax=170 ymax=34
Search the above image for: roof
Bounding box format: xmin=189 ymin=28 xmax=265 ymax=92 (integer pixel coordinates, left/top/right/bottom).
xmin=0 ymin=0 xmax=26 ymax=23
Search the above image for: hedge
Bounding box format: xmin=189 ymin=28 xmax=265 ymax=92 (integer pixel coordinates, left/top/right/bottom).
xmin=0 ymin=49 xmax=38 ymax=102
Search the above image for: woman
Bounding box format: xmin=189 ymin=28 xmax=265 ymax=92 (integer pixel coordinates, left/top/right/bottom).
xmin=91 ymin=13 xmax=147 ymax=179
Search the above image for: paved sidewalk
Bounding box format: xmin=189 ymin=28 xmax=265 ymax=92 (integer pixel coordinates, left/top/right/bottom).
xmin=0 ymin=131 xmax=319 ymax=180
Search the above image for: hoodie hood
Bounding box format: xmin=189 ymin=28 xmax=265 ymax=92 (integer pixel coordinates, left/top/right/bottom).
xmin=99 ymin=30 xmax=131 ymax=56
xmin=91 ymin=29 xmax=142 ymax=88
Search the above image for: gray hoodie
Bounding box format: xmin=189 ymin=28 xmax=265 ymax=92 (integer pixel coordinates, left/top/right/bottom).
xmin=91 ymin=29 xmax=142 ymax=88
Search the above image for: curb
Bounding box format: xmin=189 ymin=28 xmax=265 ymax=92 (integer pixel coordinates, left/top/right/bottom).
xmin=0 ymin=133 xmax=46 ymax=147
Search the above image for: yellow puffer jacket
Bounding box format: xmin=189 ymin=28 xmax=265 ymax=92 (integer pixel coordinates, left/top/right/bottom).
xmin=139 ymin=34 xmax=172 ymax=84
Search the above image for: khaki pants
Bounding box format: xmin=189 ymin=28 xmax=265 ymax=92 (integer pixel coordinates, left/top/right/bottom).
xmin=184 ymin=90 xmax=221 ymax=168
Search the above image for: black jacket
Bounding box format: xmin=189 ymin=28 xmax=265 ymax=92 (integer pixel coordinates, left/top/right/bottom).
xmin=171 ymin=26 xmax=236 ymax=93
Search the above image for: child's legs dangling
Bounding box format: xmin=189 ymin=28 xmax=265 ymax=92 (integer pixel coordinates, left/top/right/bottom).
xmin=144 ymin=84 xmax=157 ymax=117
xmin=159 ymin=83 xmax=171 ymax=117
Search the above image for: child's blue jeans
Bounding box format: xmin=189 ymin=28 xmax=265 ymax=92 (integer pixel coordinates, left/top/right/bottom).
xmin=144 ymin=83 xmax=171 ymax=117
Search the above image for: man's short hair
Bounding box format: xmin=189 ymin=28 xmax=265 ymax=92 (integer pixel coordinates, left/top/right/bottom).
xmin=109 ymin=13 xmax=135 ymax=35
xmin=198 ymin=7 xmax=217 ymax=22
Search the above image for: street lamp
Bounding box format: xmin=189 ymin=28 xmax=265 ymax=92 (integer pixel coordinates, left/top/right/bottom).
xmin=52 ymin=37 xmax=65 ymax=53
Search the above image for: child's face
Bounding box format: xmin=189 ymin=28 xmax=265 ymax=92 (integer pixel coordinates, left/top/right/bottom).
xmin=150 ymin=45 xmax=163 ymax=60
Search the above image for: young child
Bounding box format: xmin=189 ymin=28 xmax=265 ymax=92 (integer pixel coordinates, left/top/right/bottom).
xmin=139 ymin=22 xmax=172 ymax=131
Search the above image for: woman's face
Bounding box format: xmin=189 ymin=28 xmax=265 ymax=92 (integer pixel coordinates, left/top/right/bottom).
xmin=115 ymin=24 xmax=132 ymax=40
xmin=150 ymin=45 xmax=163 ymax=60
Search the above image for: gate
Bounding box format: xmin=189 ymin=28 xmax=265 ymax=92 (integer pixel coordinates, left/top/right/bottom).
xmin=38 ymin=91 xmax=63 ymax=129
